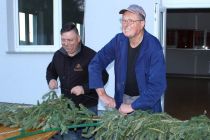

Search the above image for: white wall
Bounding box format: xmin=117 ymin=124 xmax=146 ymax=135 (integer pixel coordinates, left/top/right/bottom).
xmin=0 ymin=0 xmax=54 ymax=104
xmin=85 ymin=0 xmax=159 ymax=109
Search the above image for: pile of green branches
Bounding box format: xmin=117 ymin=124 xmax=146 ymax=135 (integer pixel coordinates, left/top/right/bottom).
xmin=91 ymin=109 xmax=210 ymax=140
xmin=0 ymin=91 xmax=96 ymax=134
xmin=1 ymin=92 xmax=210 ymax=139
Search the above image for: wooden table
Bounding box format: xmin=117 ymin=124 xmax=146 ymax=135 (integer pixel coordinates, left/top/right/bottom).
xmin=0 ymin=125 xmax=57 ymax=140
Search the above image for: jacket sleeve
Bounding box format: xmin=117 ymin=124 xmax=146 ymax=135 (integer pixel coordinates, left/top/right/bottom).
xmin=102 ymin=69 xmax=109 ymax=85
xmin=82 ymin=45 xmax=110 ymax=93
xmin=88 ymin=36 xmax=117 ymax=89
xmin=46 ymin=58 xmax=58 ymax=84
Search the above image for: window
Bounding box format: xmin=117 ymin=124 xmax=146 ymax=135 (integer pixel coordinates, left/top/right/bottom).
xmin=166 ymin=9 xmax=210 ymax=49
xmin=18 ymin=0 xmax=53 ymax=45
xmin=62 ymin=0 xmax=85 ymax=40
xmin=166 ymin=29 xmax=176 ymax=47
xmin=194 ymin=30 xmax=204 ymax=47
xmin=7 ymin=0 xmax=85 ymax=53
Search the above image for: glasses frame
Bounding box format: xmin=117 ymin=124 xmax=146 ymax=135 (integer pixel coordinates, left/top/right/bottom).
xmin=120 ymin=19 xmax=144 ymax=25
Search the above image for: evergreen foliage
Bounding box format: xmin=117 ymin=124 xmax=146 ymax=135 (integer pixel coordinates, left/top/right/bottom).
xmin=0 ymin=91 xmax=210 ymax=139
xmin=0 ymin=91 xmax=95 ymax=134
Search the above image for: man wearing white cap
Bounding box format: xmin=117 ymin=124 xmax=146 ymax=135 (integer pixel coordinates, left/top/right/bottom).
xmin=89 ymin=4 xmax=166 ymax=114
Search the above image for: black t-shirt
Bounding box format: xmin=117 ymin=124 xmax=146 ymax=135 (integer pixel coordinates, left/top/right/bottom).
xmin=124 ymin=43 xmax=141 ymax=96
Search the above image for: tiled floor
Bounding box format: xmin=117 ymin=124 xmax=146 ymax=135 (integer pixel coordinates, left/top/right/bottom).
xmin=164 ymin=77 xmax=210 ymax=120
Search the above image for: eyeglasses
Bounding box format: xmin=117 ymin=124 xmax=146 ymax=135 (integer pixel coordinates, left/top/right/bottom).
xmin=120 ymin=19 xmax=143 ymax=25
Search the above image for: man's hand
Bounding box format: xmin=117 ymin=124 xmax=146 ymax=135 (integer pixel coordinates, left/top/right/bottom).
xmin=96 ymin=88 xmax=116 ymax=108
xmin=71 ymin=86 xmax=84 ymax=96
xmin=100 ymin=94 xmax=116 ymax=108
xmin=119 ymin=104 xmax=134 ymax=114
xmin=49 ymin=79 xmax=58 ymax=90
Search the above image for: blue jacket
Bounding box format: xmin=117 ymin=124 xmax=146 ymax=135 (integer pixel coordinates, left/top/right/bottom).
xmin=89 ymin=30 xmax=167 ymax=112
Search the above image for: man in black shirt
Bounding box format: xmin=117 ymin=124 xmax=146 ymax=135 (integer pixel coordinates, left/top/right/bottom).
xmin=47 ymin=22 xmax=108 ymax=109
xmin=46 ymin=22 xmax=108 ymax=140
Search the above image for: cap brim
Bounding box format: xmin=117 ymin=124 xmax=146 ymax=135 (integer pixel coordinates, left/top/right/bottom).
xmin=119 ymin=9 xmax=136 ymax=14
xmin=119 ymin=9 xmax=127 ymax=14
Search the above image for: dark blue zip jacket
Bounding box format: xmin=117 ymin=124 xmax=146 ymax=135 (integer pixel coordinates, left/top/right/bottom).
xmin=89 ymin=30 xmax=166 ymax=112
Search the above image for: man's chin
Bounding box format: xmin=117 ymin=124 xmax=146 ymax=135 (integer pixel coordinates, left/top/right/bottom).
xmin=123 ymin=32 xmax=131 ymax=37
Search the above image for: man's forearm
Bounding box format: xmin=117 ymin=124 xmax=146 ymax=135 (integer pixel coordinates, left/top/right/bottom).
xmin=96 ymin=88 xmax=116 ymax=108
xmin=96 ymin=88 xmax=106 ymax=97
